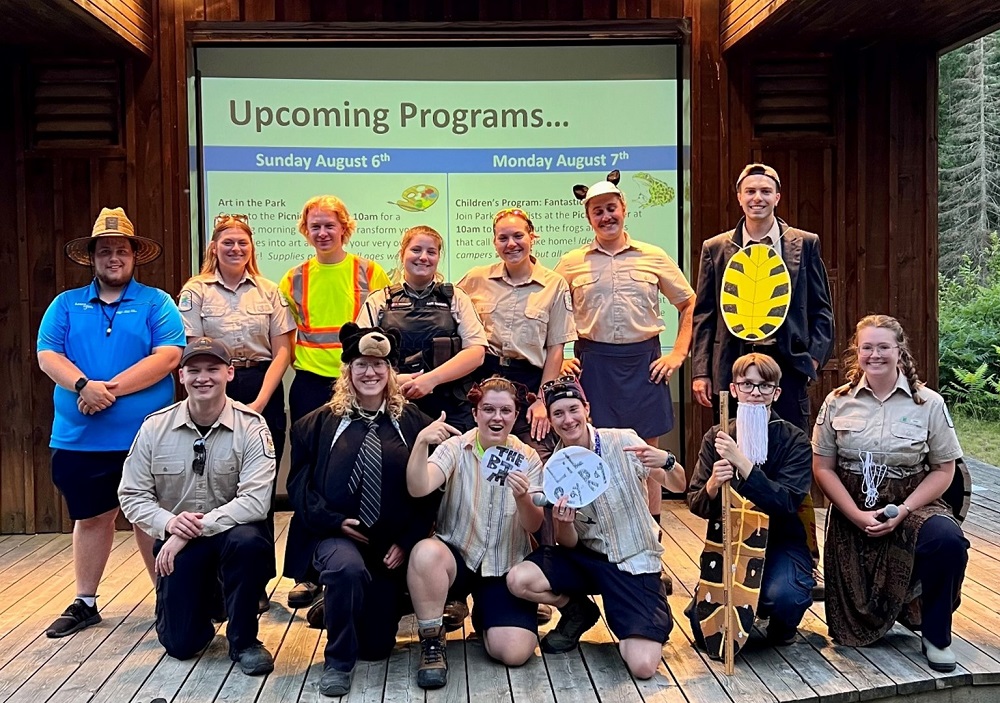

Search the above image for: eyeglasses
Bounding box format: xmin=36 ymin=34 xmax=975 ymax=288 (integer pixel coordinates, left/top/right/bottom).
xmin=541 ymin=375 xmax=579 ymax=393
xmin=214 ymin=213 xmax=249 ymax=227
xmin=352 ymin=359 xmax=389 ymax=373
xmin=192 ymin=437 xmax=206 ymax=476
xmin=859 ymin=344 xmax=898 ymax=356
xmin=493 ymin=208 xmax=535 ymax=230
xmin=735 ymin=381 xmax=777 ymax=395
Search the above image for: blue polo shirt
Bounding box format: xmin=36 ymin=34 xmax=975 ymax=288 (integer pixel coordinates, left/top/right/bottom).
xmin=37 ymin=279 xmax=186 ymax=451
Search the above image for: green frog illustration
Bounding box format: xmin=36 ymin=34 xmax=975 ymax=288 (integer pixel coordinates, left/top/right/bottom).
xmin=633 ymin=172 xmax=676 ymax=209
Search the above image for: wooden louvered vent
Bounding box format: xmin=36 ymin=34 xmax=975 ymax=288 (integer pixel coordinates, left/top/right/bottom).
xmin=751 ymin=57 xmax=834 ymax=138
xmin=28 ymin=60 xmax=122 ymax=148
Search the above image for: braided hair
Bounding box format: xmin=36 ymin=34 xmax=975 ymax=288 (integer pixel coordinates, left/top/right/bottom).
xmin=834 ymin=314 xmax=925 ymax=404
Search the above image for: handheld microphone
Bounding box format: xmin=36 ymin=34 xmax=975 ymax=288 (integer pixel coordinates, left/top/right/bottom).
xmin=531 ymin=493 xmax=551 ymax=508
xmin=875 ymin=504 xmax=899 ymax=523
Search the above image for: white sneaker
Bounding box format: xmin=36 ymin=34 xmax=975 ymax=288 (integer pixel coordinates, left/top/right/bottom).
xmin=922 ymin=636 xmax=957 ymax=672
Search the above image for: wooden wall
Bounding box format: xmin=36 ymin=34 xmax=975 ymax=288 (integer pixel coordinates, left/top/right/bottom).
xmin=720 ymin=0 xmax=792 ymax=52
xmin=0 ymin=0 xmax=945 ymax=532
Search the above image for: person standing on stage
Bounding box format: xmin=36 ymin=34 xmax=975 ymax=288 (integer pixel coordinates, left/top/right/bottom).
xmin=119 ymin=337 xmax=276 ymax=675
xmin=37 ymin=207 xmax=185 ymax=638
xmin=280 ymin=195 xmax=391 ymax=610
xmin=556 ymin=170 xmax=693 ymax=516
xmin=178 ymin=214 xmax=294 ymax=612
xmin=691 ymin=163 xmax=834 ymax=594
xmin=357 ymin=225 xmax=486 ymax=432
xmin=458 ymin=208 xmax=577 ymax=459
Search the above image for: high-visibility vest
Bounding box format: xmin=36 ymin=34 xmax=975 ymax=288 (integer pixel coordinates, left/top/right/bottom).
xmin=281 ymin=255 xmax=388 ymax=377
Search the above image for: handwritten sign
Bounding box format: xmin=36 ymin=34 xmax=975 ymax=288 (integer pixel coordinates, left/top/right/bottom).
xmin=481 ymin=445 xmax=528 ymax=486
xmin=543 ymin=446 xmax=609 ymax=509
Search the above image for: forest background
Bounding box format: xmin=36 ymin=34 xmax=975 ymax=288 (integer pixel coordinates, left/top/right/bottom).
xmin=937 ymin=29 xmax=1000 ymax=462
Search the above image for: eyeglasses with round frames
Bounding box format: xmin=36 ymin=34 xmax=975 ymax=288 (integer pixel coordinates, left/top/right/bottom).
xmin=859 ymin=344 xmax=898 ymax=356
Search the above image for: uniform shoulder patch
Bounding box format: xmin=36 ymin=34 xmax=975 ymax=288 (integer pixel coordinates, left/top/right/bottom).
xmin=563 ymin=290 xmax=573 ymax=312
xmin=178 ymin=289 xmax=193 ymax=312
xmin=258 ymin=426 xmax=275 ymax=459
xmin=943 ymin=403 xmax=955 ymax=429
xmin=815 ymin=401 xmax=828 ymax=426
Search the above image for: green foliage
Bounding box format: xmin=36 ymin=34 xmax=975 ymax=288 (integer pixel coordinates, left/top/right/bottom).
xmin=940 ymin=234 xmax=1000 ymax=417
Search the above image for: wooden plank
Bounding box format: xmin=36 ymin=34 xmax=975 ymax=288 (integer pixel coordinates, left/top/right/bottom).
xmin=0 ymin=534 xmax=59 ymax=576
xmin=579 ymin=597 xmax=644 ymax=703
xmin=384 ymin=615 xmax=430 ymax=703
xmin=427 ymin=607 xmax=471 ymax=703
xmin=0 ymin=535 xmax=73 ymax=602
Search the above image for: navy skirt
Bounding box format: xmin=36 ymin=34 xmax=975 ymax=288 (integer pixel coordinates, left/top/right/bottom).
xmin=575 ymin=337 xmax=674 ymax=438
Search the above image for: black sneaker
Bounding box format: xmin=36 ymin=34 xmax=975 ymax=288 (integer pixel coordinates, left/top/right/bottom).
xmin=416 ymin=624 xmax=448 ymax=689
xmin=45 ymin=599 xmax=101 ymax=638
xmin=232 ymin=643 xmax=274 ymax=676
xmin=540 ymin=597 xmax=600 ymax=654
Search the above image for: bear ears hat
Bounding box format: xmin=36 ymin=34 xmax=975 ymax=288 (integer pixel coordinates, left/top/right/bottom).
xmin=573 ymin=170 xmax=625 ymax=206
xmin=340 ymin=322 xmax=401 ymax=367
xmin=64 ymin=207 xmax=163 ymax=266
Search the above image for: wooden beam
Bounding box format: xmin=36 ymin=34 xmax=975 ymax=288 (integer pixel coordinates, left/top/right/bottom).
xmin=54 ymin=0 xmax=154 ymax=57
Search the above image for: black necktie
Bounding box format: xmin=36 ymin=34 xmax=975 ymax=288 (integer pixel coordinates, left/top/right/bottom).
xmin=348 ymin=417 xmax=382 ymax=527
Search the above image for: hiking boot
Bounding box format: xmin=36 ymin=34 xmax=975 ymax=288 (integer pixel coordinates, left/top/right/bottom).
xmin=45 ymin=599 xmax=101 ymax=638
xmin=319 ymin=666 xmax=354 ymax=696
xmin=540 ymin=597 xmax=600 ymax=654
xmin=537 ymin=603 xmax=553 ymax=625
xmin=416 ymin=624 xmax=448 ymax=689
xmin=288 ymin=581 xmax=322 ymax=608
xmin=765 ymin=621 xmax=797 ymax=646
xmin=306 ymin=599 xmax=325 ymax=629
xmin=442 ymin=599 xmax=469 ymax=632
xmin=232 ymin=643 xmax=275 ymax=676
xmin=922 ymin=636 xmax=957 ymax=672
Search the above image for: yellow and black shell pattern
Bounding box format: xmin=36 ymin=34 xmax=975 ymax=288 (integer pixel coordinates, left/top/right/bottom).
xmin=720 ymin=244 xmax=791 ymax=341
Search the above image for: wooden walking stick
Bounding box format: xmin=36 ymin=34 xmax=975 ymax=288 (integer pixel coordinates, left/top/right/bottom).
xmin=719 ymin=390 xmax=735 ymax=675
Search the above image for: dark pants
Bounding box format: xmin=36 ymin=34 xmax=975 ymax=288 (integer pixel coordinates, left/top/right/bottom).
xmin=313 ymin=536 xmax=407 ymax=671
xmin=289 ymin=369 xmax=337 ymax=427
xmin=228 ymin=364 xmax=286 ymax=538
xmin=154 ymin=522 xmax=275 ymax=660
xmin=478 ymin=356 xmax=556 ymax=462
xmin=757 ymin=543 xmax=815 ymax=638
xmin=914 ymin=515 xmax=969 ymax=648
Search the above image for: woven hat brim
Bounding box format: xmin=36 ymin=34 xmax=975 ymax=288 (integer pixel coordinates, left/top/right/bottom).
xmin=64 ymin=233 xmax=163 ymax=266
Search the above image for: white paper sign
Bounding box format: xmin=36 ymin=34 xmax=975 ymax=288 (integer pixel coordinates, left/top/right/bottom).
xmin=543 ymin=446 xmax=610 ymax=509
xmin=480 ymin=445 xmax=529 ymax=486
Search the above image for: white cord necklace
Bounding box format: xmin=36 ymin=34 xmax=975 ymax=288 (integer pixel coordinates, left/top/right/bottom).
xmin=859 ymin=450 xmax=887 ymax=509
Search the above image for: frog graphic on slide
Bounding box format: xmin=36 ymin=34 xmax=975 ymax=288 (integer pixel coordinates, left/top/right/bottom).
xmin=633 ymin=172 xmax=676 ymax=209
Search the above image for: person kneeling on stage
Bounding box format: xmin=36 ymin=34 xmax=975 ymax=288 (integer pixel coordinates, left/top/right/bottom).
xmin=286 ymin=323 xmax=437 ymax=697
xmin=406 ymin=376 xmax=544 ymax=689
xmin=686 ymin=353 xmax=814 ymax=647
xmin=118 ymin=338 xmax=276 ymax=675
xmin=506 ymin=376 xmax=674 ymax=680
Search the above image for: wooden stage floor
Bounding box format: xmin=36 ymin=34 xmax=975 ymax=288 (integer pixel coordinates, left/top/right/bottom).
xmin=4 ymin=461 xmax=1000 ymax=703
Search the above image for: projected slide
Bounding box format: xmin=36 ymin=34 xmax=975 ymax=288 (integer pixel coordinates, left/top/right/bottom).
xmin=196 ymin=45 xmax=682 ymax=338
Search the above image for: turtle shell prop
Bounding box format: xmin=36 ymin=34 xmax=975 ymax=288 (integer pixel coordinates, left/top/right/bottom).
xmin=721 ymin=244 xmax=791 ymax=341
xmin=685 ymin=485 xmax=770 ymax=661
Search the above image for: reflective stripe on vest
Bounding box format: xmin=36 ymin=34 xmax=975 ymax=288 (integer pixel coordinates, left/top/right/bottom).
xmin=288 ymin=257 xmax=374 ymax=349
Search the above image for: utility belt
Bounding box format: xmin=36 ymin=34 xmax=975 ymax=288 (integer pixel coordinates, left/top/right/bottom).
xmin=231 ymin=359 xmax=272 ymax=369
xmin=399 ymin=336 xmax=462 ymax=374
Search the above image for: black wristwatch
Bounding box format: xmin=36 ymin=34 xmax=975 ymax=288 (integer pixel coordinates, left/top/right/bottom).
xmin=663 ymin=450 xmax=676 ymax=471
xmin=74 ymin=376 xmax=89 ymax=393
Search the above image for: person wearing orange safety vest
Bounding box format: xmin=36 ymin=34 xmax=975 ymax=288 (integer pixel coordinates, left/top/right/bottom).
xmin=279 ymin=195 xmax=390 ymax=609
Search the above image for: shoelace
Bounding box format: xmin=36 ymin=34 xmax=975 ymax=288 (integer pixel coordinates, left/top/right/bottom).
xmin=421 ymin=639 xmax=445 ymax=664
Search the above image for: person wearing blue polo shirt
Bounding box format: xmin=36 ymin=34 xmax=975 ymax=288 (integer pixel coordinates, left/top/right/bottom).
xmin=36 ymin=207 xmax=185 ymax=639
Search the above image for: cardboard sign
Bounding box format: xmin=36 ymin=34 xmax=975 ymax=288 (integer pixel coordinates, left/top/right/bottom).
xmin=543 ymin=446 xmax=610 ymax=509
xmin=481 ymin=445 xmax=529 ymax=486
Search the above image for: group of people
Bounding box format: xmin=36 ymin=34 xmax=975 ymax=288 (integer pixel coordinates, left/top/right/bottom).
xmin=35 ymin=162 xmax=969 ymax=696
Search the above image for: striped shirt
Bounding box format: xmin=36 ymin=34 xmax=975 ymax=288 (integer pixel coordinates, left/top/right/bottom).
xmin=428 ymin=430 xmax=542 ymax=577
xmin=558 ymin=425 xmax=664 ymax=575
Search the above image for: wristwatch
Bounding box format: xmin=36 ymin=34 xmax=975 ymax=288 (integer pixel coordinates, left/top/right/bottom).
xmin=74 ymin=376 xmax=89 ymax=393
xmin=663 ymin=450 xmax=676 ymax=471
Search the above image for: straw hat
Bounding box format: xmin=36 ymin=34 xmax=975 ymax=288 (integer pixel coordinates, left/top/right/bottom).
xmin=64 ymin=207 xmax=162 ymax=266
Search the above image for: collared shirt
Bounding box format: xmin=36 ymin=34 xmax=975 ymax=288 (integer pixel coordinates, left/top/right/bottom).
xmin=555 ymin=234 xmax=694 ymax=344
xmin=557 ymin=425 xmax=663 ymax=574
xmin=812 ymin=372 xmax=963 ymax=473
xmin=178 ymin=271 xmax=295 ymax=361
xmin=457 ymin=260 xmax=577 ymax=368
xmin=37 ymin=279 xmax=186 ymax=451
xmin=742 ymin=218 xmax=782 ymax=255
xmin=428 ymin=429 xmax=542 ymax=577
xmin=356 ymin=282 xmax=489 ymax=349
xmin=119 ymin=397 xmax=276 ymax=540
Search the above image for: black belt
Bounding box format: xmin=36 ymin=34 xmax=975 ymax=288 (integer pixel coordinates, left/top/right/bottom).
xmin=484 ymin=355 xmax=537 ymax=373
xmin=231 ymin=359 xmax=270 ymax=368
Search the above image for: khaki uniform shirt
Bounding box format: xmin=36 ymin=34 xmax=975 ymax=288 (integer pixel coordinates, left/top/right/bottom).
xmin=558 ymin=425 xmax=664 ymax=575
xmin=555 ymin=234 xmax=694 ymax=344
xmin=812 ymin=373 xmax=963 ymax=476
xmin=428 ymin=430 xmax=542 ymax=577
xmin=178 ymin=272 xmax=295 ymax=361
xmin=356 ymin=283 xmax=489 ymax=349
xmin=119 ymin=398 xmax=276 ymax=540
xmin=457 ymin=261 xmax=578 ymax=369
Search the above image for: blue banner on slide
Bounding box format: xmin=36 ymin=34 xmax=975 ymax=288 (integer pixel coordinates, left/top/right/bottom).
xmin=202 ymin=145 xmax=677 ymax=173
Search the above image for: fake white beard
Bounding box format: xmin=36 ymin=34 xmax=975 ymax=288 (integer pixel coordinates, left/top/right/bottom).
xmin=735 ymin=402 xmax=770 ymax=465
